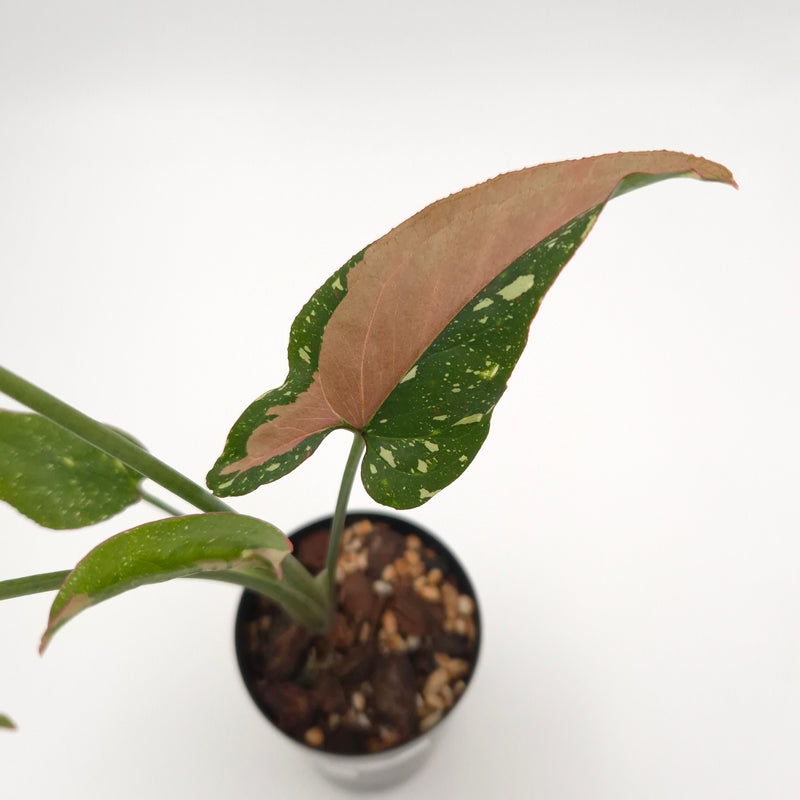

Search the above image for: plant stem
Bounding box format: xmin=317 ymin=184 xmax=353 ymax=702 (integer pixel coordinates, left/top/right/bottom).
xmin=0 ymin=570 xmax=70 ymax=600
xmin=193 ymin=555 xmax=330 ymax=632
xmin=0 ymin=365 xmax=234 ymax=514
xmin=323 ymin=431 xmax=366 ymax=613
xmin=138 ymin=488 xmax=183 ymax=517
xmin=0 ymin=561 xmax=328 ymax=631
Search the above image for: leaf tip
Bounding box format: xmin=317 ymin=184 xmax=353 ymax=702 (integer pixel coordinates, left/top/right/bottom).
xmin=40 ymin=593 xmax=92 ymax=654
xmin=685 ymin=154 xmax=737 ymax=189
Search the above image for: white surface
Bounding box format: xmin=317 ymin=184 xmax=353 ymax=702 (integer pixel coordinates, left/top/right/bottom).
xmin=1 ymin=2 xmax=798 ymax=798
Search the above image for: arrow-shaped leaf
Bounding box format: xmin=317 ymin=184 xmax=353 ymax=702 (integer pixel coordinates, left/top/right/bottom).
xmin=0 ymin=411 xmax=142 ymax=528
xmin=208 ymin=151 xmax=735 ymax=507
xmin=40 ymin=513 xmax=295 ymax=652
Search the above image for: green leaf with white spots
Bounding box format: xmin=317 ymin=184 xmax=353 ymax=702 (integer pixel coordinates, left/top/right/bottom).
xmin=208 ymin=151 xmax=736 ymax=506
xmin=40 ymin=513 xmax=295 ymax=652
xmin=0 ymin=411 xmax=142 ymax=529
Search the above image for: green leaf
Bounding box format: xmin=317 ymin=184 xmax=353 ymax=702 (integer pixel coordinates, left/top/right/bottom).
xmin=208 ymin=151 xmax=736 ymax=506
xmin=41 ymin=513 xmax=295 ymax=652
xmin=0 ymin=411 xmax=142 ymax=528
xmin=0 ymin=713 xmax=15 ymax=730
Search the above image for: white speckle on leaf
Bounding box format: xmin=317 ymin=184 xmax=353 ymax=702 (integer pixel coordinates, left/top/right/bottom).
xmin=266 ymin=463 xmax=280 ymax=472
xmin=216 ymin=478 xmax=235 ymax=490
xmin=475 ymin=363 xmax=499 ymax=380
xmin=242 ymin=546 xmax=290 ymax=580
xmin=61 ymin=457 xmax=75 ymax=468
xmin=473 ymin=298 xmax=494 ymax=312
xmin=417 ymin=460 xmax=428 ymax=473
xmin=379 ymin=448 xmax=396 ymax=468
xmin=423 ymin=440 xmax=439 ymax=452
xmin=369 ymin=464 xmax=377 ymax=474
xmin=332 ymin=277 xmax=344 ymax=291
xmin=477 ymin=316 xmax=489 ymax=324
xmin=433 ymin=415 xmax=449 ymax=422
xmin=453 ymin=413 xmax=483 ymax=426
xmin=400 ymin=365 xmax=418 ymax=383
xmin=196 ymin=559 xmax=229 ymax=572
xmin=580 ymin=212 xmax=600 ymax=239
xmin=298 ymin=346 xmax=311 ymax=364
xmin=459 ymin=455 xmax=468 ymax=463
xmin=497 ymin=274 xmax=535 ymax=301
xmin=419 ymin=488 xmax=439 ymax=501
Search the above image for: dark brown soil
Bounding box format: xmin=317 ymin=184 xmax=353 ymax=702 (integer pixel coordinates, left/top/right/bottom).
xmin=236 ymin=516 xmax=479 ymax=755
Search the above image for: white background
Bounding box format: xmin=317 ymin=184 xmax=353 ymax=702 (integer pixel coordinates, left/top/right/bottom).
xmin=1 ymin=1 xmax=798 ymax=798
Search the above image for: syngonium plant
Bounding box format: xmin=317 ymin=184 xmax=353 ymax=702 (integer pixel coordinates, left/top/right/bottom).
xmin=0 ymin=151 xmax=736 ymax=729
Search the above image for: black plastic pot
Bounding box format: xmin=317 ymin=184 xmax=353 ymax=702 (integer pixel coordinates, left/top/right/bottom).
xmin=234 ymin=512 xmax=481 ymax=790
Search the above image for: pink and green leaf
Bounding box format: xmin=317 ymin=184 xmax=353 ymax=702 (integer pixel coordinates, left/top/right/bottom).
xmin=0 ymin=411 xmax=142 ymax=528
xmin=208 ymin=151 xmax=735 ymax=507
xmin=40 ymin=513 xmax=293 ymax=652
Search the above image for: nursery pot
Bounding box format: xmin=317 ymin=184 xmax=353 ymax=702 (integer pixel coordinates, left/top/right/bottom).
xmin=235 ymin=512 xmax=481 ymax=791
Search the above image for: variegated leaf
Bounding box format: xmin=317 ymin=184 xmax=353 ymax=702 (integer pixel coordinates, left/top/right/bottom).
xmin=208 ymin=151 xmax=735 ymax=507
xmin=41 ymin=513 xmax=292 ymax=651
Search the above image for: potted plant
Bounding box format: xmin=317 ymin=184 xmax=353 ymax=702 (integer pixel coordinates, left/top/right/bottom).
xmin=0 ymin=151 xmax=735 ymax=787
